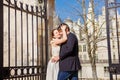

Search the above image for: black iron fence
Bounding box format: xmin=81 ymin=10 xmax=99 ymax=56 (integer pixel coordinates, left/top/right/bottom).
xmin=0 ymin=0 xmax=48 ymax=80
xmin=105 ymin=0 xmax=120 ymax=80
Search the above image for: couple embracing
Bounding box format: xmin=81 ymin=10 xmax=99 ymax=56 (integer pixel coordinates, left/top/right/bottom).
xmin=46 ymin=23 xmax=81 ymax=80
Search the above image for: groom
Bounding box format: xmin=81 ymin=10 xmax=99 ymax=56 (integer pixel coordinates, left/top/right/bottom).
xmin=52 ymin=23 xmax=81 ymax=80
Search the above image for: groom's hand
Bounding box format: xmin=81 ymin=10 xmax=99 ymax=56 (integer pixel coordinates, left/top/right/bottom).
xmin=51 ymin=56 xmax=59 ymax=62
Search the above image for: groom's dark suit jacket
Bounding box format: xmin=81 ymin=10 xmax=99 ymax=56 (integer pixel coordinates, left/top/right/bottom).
xmin=59 ymin=32 xmax=81 ymax=71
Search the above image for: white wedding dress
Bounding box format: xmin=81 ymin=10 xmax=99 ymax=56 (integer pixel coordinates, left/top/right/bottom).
xmin=46 ymin=45 xmax=60 ymax=80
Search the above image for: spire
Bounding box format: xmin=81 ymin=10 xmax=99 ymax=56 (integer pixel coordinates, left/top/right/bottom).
xmin=88 ymin=2 xmax=92 ymax=13
xmin=87 ymin=1 xmax=93 ymax=20
xmin=77 ymin=18 xmax=81 ymax=25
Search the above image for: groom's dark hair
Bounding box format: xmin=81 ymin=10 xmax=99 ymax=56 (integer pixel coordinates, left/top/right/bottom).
xmin=57 ymin=23 xmax=70 ymax=31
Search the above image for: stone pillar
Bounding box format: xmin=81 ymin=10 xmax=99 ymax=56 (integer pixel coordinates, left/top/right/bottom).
xmin=47 ymin=0 xmax=55 ymax=60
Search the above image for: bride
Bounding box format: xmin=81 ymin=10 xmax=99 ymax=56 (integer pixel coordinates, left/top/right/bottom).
xmin=46 ymin=25 xmax=67 ymax=80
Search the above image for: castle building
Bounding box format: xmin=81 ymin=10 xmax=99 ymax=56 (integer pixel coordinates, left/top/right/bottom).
xmin=63 ymin=4 xmax=120 ymax=80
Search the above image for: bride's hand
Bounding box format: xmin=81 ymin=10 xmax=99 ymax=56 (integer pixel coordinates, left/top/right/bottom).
xmin=51 ymin=56 xmax=59 ymax=63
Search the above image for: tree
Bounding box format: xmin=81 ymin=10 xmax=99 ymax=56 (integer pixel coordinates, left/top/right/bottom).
xmin=67 ymin=0 xmax=106 ymax=80
xmin=77 ymin=0 xmax=106 ymax=80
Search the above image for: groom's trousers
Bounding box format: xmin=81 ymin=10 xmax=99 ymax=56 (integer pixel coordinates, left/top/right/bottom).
xmin=57 ymin=71 xmax=78 ymax=80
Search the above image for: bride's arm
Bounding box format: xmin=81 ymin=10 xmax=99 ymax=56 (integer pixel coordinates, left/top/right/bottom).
xmin=50 ymin=41 xmax=60 ymax=62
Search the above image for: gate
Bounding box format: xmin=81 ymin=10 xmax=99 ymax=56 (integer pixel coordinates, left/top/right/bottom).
xmin=0 ymin=0 xmax=48 ymax=80
xmin=105 ymin=0 xmax=120 ymax=80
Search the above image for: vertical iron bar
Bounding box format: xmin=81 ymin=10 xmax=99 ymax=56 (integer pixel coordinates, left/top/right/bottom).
xmin=14 ymin=1 xmax=17 ymax=79
xmin=25 ymin=77 xmax=26 ymax=80
xmin=30 ymin=76 xmax=32 ymax=80
xmin=26 ymin=5 xmax=30 ymax=80
xmin=105 ymin=0 xmax=113 ymax=80
xmin=26 ymin=4 xmax=29 ymax=67
xmin=114 ymin=0 xmax=120 ymax=63
xmin=44 ymin=0 xmax=48 ymax=69
xmin=14 ymin=0 xmax=17 ymax=67
xmin=20 ymin=2 xmax=23 ymax=66
xmin=8 ymin=3 xmax=11 ymax=80
xmin=0 ymin=0 xmax=3 ymax=80
xmin=40 ymin=6 xmax=44 ymax=80
xmin=31 ymin=7 xmax=34 ymax=80
xmin=20 ymin=2 xmax=23 ymax=80
xmin=36 ymin=6 xmax=40 ymax=80
xmin=8 ymin=1 xmax=11 ymax=80
xmin=36 ymin=6 xmax=38 ymax=66
xmin=116 ymin=72 xmax=117 ymax=80
xmin=31 ymin=6 xmax=34 ymax=67
xmin=8 ymin=0 xmax=11 ymax=68
xmin=31 ymin=6 xmax=34 ymax=80
xmin=44 ymin=0 xmax=48 ymax=79
xmin=26 ymin=5 xmax=29 ymax=80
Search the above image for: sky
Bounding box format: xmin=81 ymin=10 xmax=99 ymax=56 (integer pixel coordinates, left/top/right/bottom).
xmin=55 ymin=0 xmax=79 ymax=21
xmin=55 ymin=0 xmax=105 ymax=22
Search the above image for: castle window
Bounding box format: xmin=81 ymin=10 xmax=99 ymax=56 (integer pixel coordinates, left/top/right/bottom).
xmin=83 ymin=45 xmax=86 ymax=52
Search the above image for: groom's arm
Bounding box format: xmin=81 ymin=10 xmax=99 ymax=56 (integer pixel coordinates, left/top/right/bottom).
xmin=60 ymin=34 xmax=77 ymax=60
